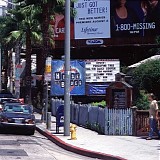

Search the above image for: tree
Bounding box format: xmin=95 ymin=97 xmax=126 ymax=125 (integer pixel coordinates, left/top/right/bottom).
xmin=0 ymin=16 xmax=17 ymax=90
xmin=14 ymin=0 xmax=65 ymax=103
xmin=134 ymin=90 xmax=149 ymax=110
xmin=130 ymin=59 xmax=160 ymax=99
xmin=14 ymin=0 xmax=75 ymax=106
xmin=7 ymin=3 xmax=41 ymax=102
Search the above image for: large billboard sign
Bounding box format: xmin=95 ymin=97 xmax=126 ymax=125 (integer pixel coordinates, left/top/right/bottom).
xmin=74 ymin=0 xmax=110 ymax=39
xmin=110 ymin=0 xmax=160 ymax=37
xmin=85 ymin=59 xmax=120 ymax=82
xmin=51 ymin=0 xmax=160 ymax=45
xmin=51 ymin=60 xmax=85 ymax=96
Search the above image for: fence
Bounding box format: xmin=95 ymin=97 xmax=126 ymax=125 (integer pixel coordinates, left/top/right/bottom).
xmin=51 ymin=98 xmax=160 ymax=136
xmin=135 ymin=110 xmax=160 ymax=136
xmin=51 ymin=98 xmax=135 ymax=135
xmin=105 ymin=108 xmax=133 ymax=135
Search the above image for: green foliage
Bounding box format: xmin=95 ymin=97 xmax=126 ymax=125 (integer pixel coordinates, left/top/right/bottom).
xmin=131 ymin=59 xmax=160 ymax=99
xmin=91 ymin=100 xmax=106 ymax=108
xmin=135 ymin=90 xmax=149 ymax=110
xmin=149 ymin=36 xmax=160 ymax=54
xmin=85 ymin=121 xmax=104 ymax=134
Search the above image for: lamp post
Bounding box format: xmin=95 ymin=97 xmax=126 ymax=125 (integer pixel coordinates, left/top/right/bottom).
xmin=44 ymin=56 xmax=52 ymax=127
xmin=0 ymin=44 xmax=1 ymax=91
xmin=64 ymin=0 xmax=71 ymax=136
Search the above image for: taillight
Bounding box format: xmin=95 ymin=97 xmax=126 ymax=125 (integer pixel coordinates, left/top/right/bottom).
xmin=1 ymin=118 xmax=8 ymax=122
xmin=18 ymin=98 xmax=24 ymax=104
xmin=0 ymin=104 xmax=3 ymax=111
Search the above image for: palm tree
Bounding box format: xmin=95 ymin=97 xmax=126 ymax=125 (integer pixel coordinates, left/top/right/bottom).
xmin=14 ymin=0 xmax=75 ymax=105
xmin=7 ymin=3 xmax=42 ymax=102
xmin=14 ymin=0 xmax=65 ymax=104
xmin=0 ymin=16 xmax=17 ymax=90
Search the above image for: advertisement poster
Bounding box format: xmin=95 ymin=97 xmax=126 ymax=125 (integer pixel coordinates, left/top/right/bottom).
xmin=111 ymin=0 xmax=160 ymax=37
xmin=51 ymin=0 xmax=160 ymax=40
xmin=74 ymin=0 xmax=110 ymax=39
xmin=50 ymin=14 xmax=74 ymax=40
xmin=51 ymin=60 xmax=85 ymax=96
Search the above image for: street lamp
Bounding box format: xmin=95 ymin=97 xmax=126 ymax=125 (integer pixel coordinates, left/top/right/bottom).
xmin=64 ymin=0 xmax=71 ymax=136
xmin=44 ymin=56 xmax=52 ymax=128
xmin=0 ymin=43 xmax=1 ymax=91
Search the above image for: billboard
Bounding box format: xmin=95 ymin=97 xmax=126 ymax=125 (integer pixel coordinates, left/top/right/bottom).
xmin=85 ymin=59 xmax=120 ymax=82
xmin=51 ymin=60 xmax=85 ymax=96
xmin=51 ymin=0 xmax=160 ymax=45
xmin=110 ymin=0 xmax=160 ymax=37
xmin=74 ymin=0 xmax=110 ymax=39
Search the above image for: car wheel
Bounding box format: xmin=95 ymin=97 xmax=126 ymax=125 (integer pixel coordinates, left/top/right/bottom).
xmin=27 ymin=129 xmax=35 ymax=135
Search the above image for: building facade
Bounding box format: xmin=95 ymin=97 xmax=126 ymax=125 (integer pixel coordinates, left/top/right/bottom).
xmin=0 ymin=0 xmax=13 ymax=17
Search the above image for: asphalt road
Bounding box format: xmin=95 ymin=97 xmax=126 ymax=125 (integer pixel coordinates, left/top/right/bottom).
xmin=0 ymin=130 xmax=97 ymax=160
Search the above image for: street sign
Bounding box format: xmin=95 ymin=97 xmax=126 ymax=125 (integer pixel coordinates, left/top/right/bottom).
xmin=44 ymin=73 xmax=51 ymax=81
xmin=15 ymin=64 xmax=22 ymax=80
xmin=45 ymin=57 xmax=52 ymax=73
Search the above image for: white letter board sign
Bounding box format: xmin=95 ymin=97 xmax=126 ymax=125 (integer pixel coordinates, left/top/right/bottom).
xmin=85 ymin=59 xmax=120 ymax=82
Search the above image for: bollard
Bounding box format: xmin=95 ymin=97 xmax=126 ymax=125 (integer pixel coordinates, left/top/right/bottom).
xmin=41 ymin=107 xmax=45 ymax=123
xmin=70 ymin=124 xmax=77 ymax=140
xmin=46 ymin=112 xmax=51 ymax=130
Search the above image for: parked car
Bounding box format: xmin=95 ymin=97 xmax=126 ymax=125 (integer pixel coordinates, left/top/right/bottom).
xmin=0 ymin=103 xmax=35 ymax=135
xmin=0 ymin=90 xmax=14 ymax=98
xmin=0 ymin=98 xmax=22 ymax=112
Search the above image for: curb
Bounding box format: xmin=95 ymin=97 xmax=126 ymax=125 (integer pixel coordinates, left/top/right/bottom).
xmin=36 ymin=126 xmax=127 ymax=160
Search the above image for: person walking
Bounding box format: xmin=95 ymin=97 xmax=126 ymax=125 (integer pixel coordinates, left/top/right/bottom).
xmin=146 ymin=93 xmax=160 ymax=140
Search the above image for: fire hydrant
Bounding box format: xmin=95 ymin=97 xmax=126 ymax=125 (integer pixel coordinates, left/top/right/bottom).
xmin=70 ymin=124 xmax=77 ymax=140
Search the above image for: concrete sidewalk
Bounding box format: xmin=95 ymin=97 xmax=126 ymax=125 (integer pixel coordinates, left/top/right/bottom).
xmin=34 ymin=112 xmax=159 ymax=160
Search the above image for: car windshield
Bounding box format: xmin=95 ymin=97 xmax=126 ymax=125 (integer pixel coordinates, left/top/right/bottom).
xmin=0 ymin=98 xmax=18 ymax=104
xmin=4 ymin=105 xmax=31 ymax=114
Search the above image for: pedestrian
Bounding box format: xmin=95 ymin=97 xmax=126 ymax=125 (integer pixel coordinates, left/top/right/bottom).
xmin=146 ymin=93 xmax=160 ymax=140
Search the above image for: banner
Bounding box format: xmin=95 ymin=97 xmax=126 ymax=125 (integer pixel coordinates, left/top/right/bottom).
xmin=86 ymin=83 xmax=109 ymax=95
xmin=110 ymin=0 xmax=160 ymax=37
xmin=51 ymin=0 xmax=160 ymax=40
xmin=51 ymin=60 xmax=85 ymax=96
xmin=74 ymin=0 xmax=110 ymax=39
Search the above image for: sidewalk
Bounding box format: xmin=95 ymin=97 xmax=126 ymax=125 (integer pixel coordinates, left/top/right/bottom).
xmin=34 ymin=112 xmax=159 ymax=160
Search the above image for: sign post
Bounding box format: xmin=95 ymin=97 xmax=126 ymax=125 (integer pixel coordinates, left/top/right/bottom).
xmin=64 ymin=0 xmax=71 ymax=136
xmin=44 ymin=57 xmax=52 ymax=126
xmin=0 ymin=44 xmax=1 ymax=91
xmin=15 ymin=64 xmax=22 ymax=98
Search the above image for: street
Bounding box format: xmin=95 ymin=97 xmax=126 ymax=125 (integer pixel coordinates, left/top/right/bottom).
xmin=0 ymin=130 xmax=96 ymax=160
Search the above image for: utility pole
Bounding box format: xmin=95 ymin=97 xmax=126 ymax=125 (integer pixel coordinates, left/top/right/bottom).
xmin=64 ymin=0 xmax=71 ymax=136
xmin=0 ymin=44 xmax=1 ymax=91
xmin=44 ymin=56 xmax=52 ymax=124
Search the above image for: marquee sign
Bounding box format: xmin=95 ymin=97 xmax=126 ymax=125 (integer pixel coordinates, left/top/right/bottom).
xmin=85 ymin=59 xmax=120 ymax=82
